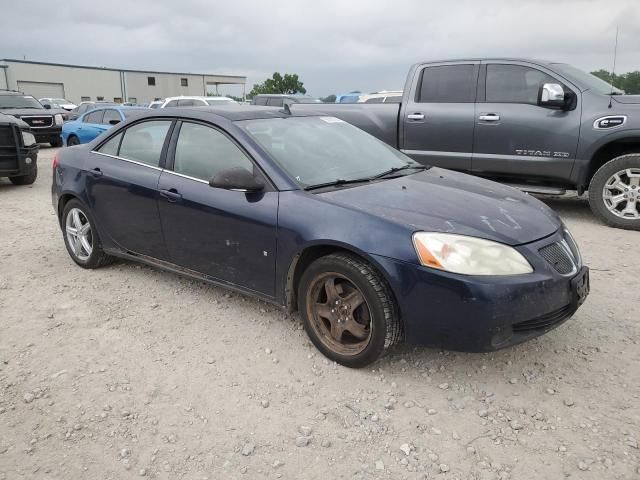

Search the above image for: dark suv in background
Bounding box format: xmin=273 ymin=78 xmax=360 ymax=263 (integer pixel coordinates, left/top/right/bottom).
xmin=0 ymin=112 xmax=39 ymax=184
xmin=0 ymin=90 xmax=64 ymax=147
xmin=251 ymin=94 xmax=321 ymax=107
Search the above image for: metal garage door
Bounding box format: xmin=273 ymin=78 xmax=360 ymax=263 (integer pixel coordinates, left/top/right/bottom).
xmin=17 ymin=81 xmax=65 ymax=100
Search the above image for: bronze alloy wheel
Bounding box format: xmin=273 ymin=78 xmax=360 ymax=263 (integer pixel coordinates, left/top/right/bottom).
xmin=305 ymin=271 xmax=372 ymax=356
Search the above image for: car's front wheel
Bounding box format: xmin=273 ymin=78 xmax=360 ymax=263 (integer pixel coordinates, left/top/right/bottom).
xmin=61 ymin=200 xmax=113 ymax=268
xmin=9 ymin=164 xmax=37 ymax=185
xmin=589 ymin=154 xmax=640 ymax=230
xmin=298 ymin=253 xmax=401 ymax=368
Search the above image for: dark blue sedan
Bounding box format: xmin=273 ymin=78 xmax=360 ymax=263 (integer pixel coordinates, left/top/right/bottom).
xmin=62 ymin=106 xmax=148 ymax=146
xmin=52 ymin=106 xmax=589 ymax=367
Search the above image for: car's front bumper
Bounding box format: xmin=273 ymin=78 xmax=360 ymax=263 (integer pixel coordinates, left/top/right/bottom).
xmin=372 ymin=231 xmax=589 ymax=352
xmin=32 ymin=126 xmax=62 ymax=142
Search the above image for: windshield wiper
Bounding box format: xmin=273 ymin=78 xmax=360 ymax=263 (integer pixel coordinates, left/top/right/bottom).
xmin=372 ymin=163 xmax=427 ymax=179
xmin=304 ymin=177 xmax=373 ymax=191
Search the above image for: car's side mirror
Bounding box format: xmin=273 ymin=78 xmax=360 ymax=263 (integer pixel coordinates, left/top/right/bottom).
xmin=108 ymin=119 xmax=121 ymax=125
xmin=43 ymin=104 xmax=51 ymax=110
xmin=538 ymin=83 xmax=574 ymax=110
xmin=209 ymin=167 xmax=265 ymax=192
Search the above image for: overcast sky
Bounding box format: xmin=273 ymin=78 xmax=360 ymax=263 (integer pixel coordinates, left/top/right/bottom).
xmin=2 ymin=0 xmax=639 ymax=97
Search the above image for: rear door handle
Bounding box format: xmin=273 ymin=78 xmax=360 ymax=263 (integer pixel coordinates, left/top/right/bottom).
xmin=407 ymin=113 xmax=425 ymax=120
xmin=478 ymin=113 xmax=500 ymax=121
xmin=89 ymin=167 xmax=103 ymax=177
xmin=160 ymin=188 xmax=183 ymax=203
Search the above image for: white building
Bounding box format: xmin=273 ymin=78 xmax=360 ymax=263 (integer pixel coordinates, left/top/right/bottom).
xmin=0 ymin=59 xmax=246 ymax=104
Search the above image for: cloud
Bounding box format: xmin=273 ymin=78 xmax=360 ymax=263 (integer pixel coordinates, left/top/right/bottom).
xmin=1 ymin=0 xmax=639 ymax=96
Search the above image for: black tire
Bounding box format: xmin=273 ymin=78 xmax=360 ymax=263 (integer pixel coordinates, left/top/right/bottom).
xmin=9 ymin=164 xmax=37 ymax=185
xmin=61 ymin=199 xmax=113 ymax=269
xmin=50 ymin=137 xmax=63 ymax=148
xmin=589 ymin=154 xmax=640 ymax=231
xmin=67 ymin=135 xmax=80 ymax=146
xmin=298 ymin=253 xmax=401 ymax=368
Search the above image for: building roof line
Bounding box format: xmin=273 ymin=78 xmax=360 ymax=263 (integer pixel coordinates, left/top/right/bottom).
xmin=0 ymin=59 xmax=246 ymax=81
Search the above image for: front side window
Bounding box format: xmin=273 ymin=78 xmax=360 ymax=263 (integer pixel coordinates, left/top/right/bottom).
xmin=417 ymin=64 xmax=477 ymax=103
xmin=173 ymin=122 xmax=254 ymax=181
xmin=485 ymin=64 xmax=558 ymax=104
xmin=102 ymin=109 xmax=121 ymax=125
xmin=98 ymin=132 xmax=123 ymax=156
xmin=118 ymin=120 xmax=172 ymax=167
xmin=84 ymin=110 xmax=104 ymax=124
xmin=240 ymin=116 xmax=418 ymax=188
xmin=267 ymin=97 xmax=284 ymax=107
xmin=253 ymin=97 xmax=267 ymax=106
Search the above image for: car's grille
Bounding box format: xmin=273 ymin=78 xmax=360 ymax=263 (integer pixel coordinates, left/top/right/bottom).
xmin=513 ymin=304 xmax=573 ymax=333
xmin=0 ymin=125 xmax=18 ymax=171
xmin=20 ymin=115 xmax=53 ymax=128
xmin=0 ymin=125 xmax=14 ymax=146
xmin=539 ymin=242 xmax=575 ymax=275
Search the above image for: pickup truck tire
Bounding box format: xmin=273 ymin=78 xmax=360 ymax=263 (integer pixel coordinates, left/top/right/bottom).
xmin=50 ymin=137 xmax=63 ymax=148
xmin=61 ymin=199 xmax=114 ymax=269
xmin=298 ymin=253 xmax=401 ymax=368
xmin=9 ymin=164 xmax=38 ymax=185
xmin=589 ymin=154 xmax=640 ymax=231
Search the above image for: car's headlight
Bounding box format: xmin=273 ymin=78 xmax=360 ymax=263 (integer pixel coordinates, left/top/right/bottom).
xmin=21 ymin=131 xmax=37 ymax=147
xmin=412 ymin=232 xmax=533 ymax=275
xmin=54 ymin=114 xmax=64 ymax=126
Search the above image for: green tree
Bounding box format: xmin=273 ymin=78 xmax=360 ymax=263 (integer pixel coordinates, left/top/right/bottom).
xmin=590 ymin=69 xmax=640 ymax=94
xmin=320 ymin=94 xmax=336 ymax=103
xmin=248 ymin=72 xmax=306 ymax=98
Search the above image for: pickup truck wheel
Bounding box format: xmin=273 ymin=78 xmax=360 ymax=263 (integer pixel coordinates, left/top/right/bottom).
xmin=589 ymin=154 xmax=640 ymax=230
xmin=61 ymin=200 xmax=113 ymax=269
xmin=9 ymin=164 xmax=38 ymax=185
xmin=50 ymin=137 xmax=63 ymax=148
xmin=298 ymin=253 xmax=401 ymax=368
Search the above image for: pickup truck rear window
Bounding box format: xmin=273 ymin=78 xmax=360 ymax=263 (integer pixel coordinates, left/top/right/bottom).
xmin=417 ymin=65 xmax=477 ymax=103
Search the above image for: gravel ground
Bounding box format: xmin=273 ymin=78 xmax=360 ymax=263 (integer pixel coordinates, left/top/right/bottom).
xmin=1 ymin=147 xmax=639 ymax=480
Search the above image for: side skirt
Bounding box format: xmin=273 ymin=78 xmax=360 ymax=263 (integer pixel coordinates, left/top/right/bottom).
xmin=104 ymin=248 xmax=284 ymax=308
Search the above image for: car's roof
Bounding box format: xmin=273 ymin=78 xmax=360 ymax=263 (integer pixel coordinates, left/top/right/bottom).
xmin=164 ymin=95 xmax=233 ymax=101
xmin=149 ymin=105 xmax=322 ymax=121
xmin=416 ymin=57 xmax=558 ymax=66
xmin=0 ymin=90 xmax=29 ymax=96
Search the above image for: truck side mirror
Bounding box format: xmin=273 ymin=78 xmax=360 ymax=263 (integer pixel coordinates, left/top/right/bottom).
xmin=538 ymin=83 xmax=573 ymax=110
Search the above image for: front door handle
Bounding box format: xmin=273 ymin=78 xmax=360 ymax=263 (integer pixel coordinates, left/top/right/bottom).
xmin=407 ymin=113 xmax=425 ymax=120
xmin=89 ymin=167 xmax=103 ymax=177
xmin=160 ymin=188 xmax=183 ymax=203
xmin=479 ymin=113 xmax=500 ymax=121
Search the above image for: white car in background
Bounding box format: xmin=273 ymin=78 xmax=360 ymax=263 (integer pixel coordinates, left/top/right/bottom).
xmin=39 ymin=97 xmax=77 ymax=111
xmin=148 ymin=100 xmax=164 ymax=109
xmin=160 ymin=96 xmax=238 ymax=108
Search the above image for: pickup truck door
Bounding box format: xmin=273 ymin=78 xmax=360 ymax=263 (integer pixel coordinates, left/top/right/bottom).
xmin=400 ymin=62 xmax=479 ymax=171
xmin=472 ymin=62 xmax=581 ymax=181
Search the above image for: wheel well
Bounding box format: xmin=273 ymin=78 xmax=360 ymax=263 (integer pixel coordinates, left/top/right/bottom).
xmin=588 ymin=138 xmax=640 ymax=186
xmin=285 ymin=245 xmax=391 ymax=314
xmin=57 ymin=193 xmax=77 ymax=224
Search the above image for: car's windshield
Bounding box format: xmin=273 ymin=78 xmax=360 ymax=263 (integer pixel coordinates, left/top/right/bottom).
xmin=206 ymin=98 xmax=236 ymax=105
xmin=240 ymin=116 xmax=422 ymax=188
xmin=551 ymin=63 xmax=625 ymax=95
xmin=0 ymin=95 xmax=44 ymax=109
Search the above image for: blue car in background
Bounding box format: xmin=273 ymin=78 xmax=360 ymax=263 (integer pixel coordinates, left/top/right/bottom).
xmin=62 ymin=106 xmax=147 ymax=146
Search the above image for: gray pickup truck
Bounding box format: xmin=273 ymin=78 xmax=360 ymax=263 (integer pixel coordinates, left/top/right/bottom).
xmin=293 ymin=58 xmax=640 ymax=230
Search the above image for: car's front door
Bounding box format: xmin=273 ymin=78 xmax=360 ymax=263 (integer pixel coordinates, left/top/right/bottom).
xmin=472 ymin=62 xmax=581 ymax=181
xmin=87 ymin=119 xmax=174 ymax=258
xmin=400 ymin=62 xmax=479 ymax=171
xmin=157 ymin=120 xmax=278 ymax=297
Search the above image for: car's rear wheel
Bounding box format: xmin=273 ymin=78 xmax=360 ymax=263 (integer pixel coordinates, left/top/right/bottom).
xmin=589 ymin=154 xmax=640 ymax=230
xmin=9 ymin=164 xmax=37 ymax=185
xmin=61 ymin=200 xmax=113 ymax=268
xmin=298 ymin=253 xmax=401 ymax=368
xmin=67 ymin=135 xmax=80 ymax=146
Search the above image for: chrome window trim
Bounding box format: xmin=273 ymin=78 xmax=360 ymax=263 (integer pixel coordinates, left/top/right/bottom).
xmin=162 ymin=169 xmax=209 ymax=184
xmin=92 ymin=151 xmax=164 ymax=171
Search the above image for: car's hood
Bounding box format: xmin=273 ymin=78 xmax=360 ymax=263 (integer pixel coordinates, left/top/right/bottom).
xmin=612 ymin=95 xmax=640 ymax=105
xmin=319 ymin=168 xmax=560 ymax=246
xmin=0 ymin=108 xmax=54 ymax=117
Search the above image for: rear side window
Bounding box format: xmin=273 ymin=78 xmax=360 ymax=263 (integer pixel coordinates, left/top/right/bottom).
xmin=84 ymin=110 xmax=104 ymax=124
xmin=177 ymin=99 xmax=196 ymax=107
xmin=485 ymin=64 xmax=558 ymax=104
xmin=365 ymin=97 xmax=384 ymax=103
xmin=102 ymin=109 xmax=121 ymax=125
xmin=173 ymin=122 xmax=254 ymax=181
xmin=417 ymin=65 xmax=477 ymax=103
xmin=165 ymin=100 xmax=179 ymax=107
xmin=253 ymin=97 xmax=268 ymax=106
xmin=267 ymin=97 xmax=284 ymax=107
xmin=118 ymin=120 xmax=172 ymax=167
xmin=98 ymin=132 xmax=123 ymax=156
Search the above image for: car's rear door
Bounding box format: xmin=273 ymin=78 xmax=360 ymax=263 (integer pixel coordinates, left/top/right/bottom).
xmin=87 ymin=119 xmax=174 ymax=258
xmin=400 ymin=62 xmax=479 ymax=171
xmin=79 ymin=110 xmax=105 ymax=143
xmin=157 ymin=120 xmax=278 ymax=297
xmin=471 ymin=61 xmax=581 ymax=181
